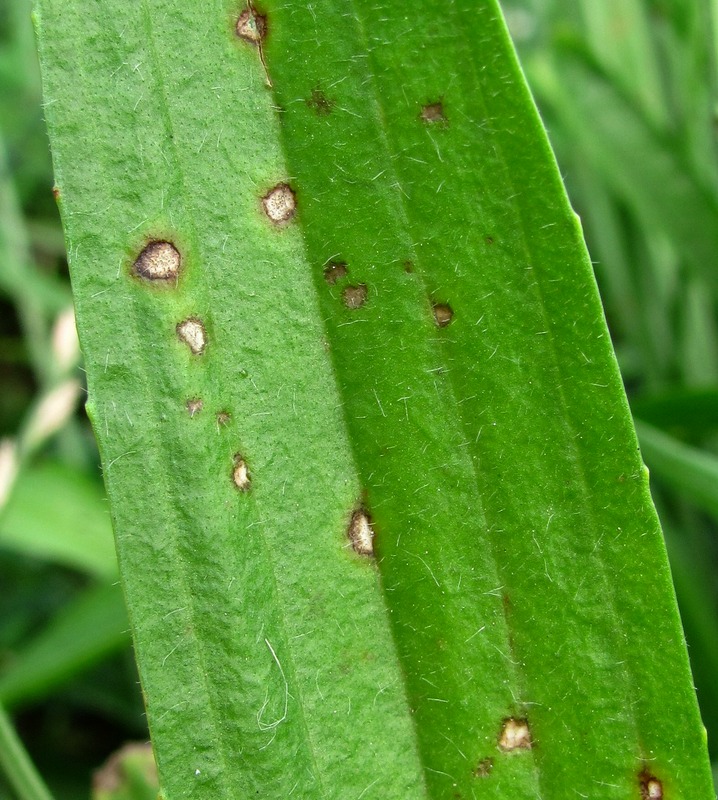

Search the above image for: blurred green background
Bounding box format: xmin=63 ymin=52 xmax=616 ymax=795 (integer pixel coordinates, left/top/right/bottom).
xmin=1 ymin=0 xmax=718 ymax=796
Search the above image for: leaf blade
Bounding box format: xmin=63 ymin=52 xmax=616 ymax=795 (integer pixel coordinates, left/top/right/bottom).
xmin=35 ymin=0 xmax=713 ymax=797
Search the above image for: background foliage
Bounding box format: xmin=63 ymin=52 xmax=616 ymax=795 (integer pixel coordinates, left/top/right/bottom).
xmin=1 ymin=0 xmax=717 ymax=795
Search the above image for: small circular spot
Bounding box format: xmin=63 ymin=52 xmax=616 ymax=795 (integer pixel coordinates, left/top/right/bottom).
xmin=52 ymin=186 xmax=60 ymax=201
xmin=217 ymin=411 xmax=231 ymax=427
xmin=134 ymin=241 xmax=181 ymax=282
xmin=232 ymin=454 xmax=251 ymax=491
xmin=262 ymin=183 xmax=296 ymax=224
xmin=176 ymin=317 xmax=207 ymax=355
xmin=420 ymin=102 xmax=446 ymax=124
xmin=306 ymin=88 xmax=335 ymax=115
xmin=238 ymin=368 xmax=249 ymax=379
xmin=348 ymin=508 xmax=374 ymax=556
xmin=485 ymin=235 xmax=495 ymax=245
xmin=403 ymin=260 xmax=414 ymax=273
xmin=433 ymin=303 xmax=453 ymax=327
xmin=498 ymin=718 xmax=531 ymax=752
xmin=342 ymin=284 xmax=368 ymax=310
xmin=186 ymin=398 xmax=203 ymax=417
xmin=236 ymin=7 xmax=267 ymax=44
xmin=324 ymin=261 xmax=348 ymax=285
xmin=473 ymin=758 xmax=493 ymax=778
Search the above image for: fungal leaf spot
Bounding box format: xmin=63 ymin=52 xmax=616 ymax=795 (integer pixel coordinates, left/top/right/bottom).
xmin=306 ymin=88 xmax=335 ymax=116
xmin=217 ymin=411 xmax=231 ymax=427
xmin=186 ymin=398 xmax=203 ymax=417
xmin=433 ymin=303 xmax=453 ymax=327
xmin=262 ymin=183 xmax=296 ymax=224
xmin=134 ymin=241 xmax=181 ymax=282
xmin=232 ymin=454 xmax=251 ymax=491
xmin=640 ymin=772 xmax=663 ymax=800
xmin=324 ymin=261 xmax=348 ymax=285
xmin=348 ymin=508 xmax=374 ymax=556
xmin=420 ymin=102 xmax=446 ymax=124
xmin=473 ymin=758 xmax=493 ymax=778
xmin=342 ymin=284 xmax=368 ymax=310
xmin=498 ymin=718 xmax=532 ymax=752
xmin=176 ymin=318 xmax=206 ymax=355
xmin=236 ymin=7 xmax=267 ymax=44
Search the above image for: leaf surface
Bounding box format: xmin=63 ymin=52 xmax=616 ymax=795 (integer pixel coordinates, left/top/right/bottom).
xmin=35 ymin=1 xmax=712 ymax=798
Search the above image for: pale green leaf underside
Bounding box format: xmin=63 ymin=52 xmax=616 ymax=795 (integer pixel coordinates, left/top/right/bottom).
xmin=35 ymin=0 xmax=712 ymax=798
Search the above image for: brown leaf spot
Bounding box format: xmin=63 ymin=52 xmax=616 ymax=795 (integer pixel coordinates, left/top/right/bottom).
xmin=473 ymin=758 xmax=493 ymax=778
xmin=342 ymin=284 xmax=368 ymax=310
xmin=176 ymin=317 xmax=207 ymax=355
xmin=232 ymin=454 xmax=251 ymax=491
xmin=236 ymin=7 xmax=267 ymax=44
xmin=433 ymin=303 xmax=453 ymax=327
xmin=306 ymin=88 xmax=335 ymax=115
xmin=640 ymin=771 xmax=663 ymax=800
xmin=217 ymin=411 xmax=231 ymax=427
xmin=348 ymin=508 xmax=374 ymax=556
xmin=324 ymin=261 xmax=348 ymax=284
xmin=420 ymin=102 xmax=446 ymax=124
xmin=262 ymin=183 xmax=296 ymax=224
xmin=498 ymin=718 xmax=532 ymax=752
xmin=134 ymin=241 xmax=181 ymax=282
xmin=186 ymin=398 xmax=203 ymax=417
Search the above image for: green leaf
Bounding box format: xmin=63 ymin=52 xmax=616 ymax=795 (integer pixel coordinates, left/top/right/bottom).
xmin=0 ymin=462 xmax=117 ymax=580
xmin=0 ymin=581 xmax=129 ymax=709
xmin=35 ymin=0 xmax=712 ymax=798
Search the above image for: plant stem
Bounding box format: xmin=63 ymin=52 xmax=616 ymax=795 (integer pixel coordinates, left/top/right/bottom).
xmin=0 ymin=703 xmax=55 ymax=800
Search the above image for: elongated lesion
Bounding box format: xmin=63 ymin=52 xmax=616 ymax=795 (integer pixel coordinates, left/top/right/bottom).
xmin=348 ymin=508 xmax=375 ymax=556
xmin=232 ymin=454 xmax=251 ymax=491
xmin=235 ymin=2 xmax=272 ymax=87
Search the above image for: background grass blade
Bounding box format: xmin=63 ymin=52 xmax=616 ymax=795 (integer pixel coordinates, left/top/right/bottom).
xmin=34 ymin=0 xmax=713 ymax=798
xmin=0 ymin=703 xmax=55 ymax=800
xmin=0 ymin=463 xmax=116 ymax=579
xmin=0 ymin=582 xmax=129 ymax=709
xmin=636 ymin=420 xmax=718 ymax=523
